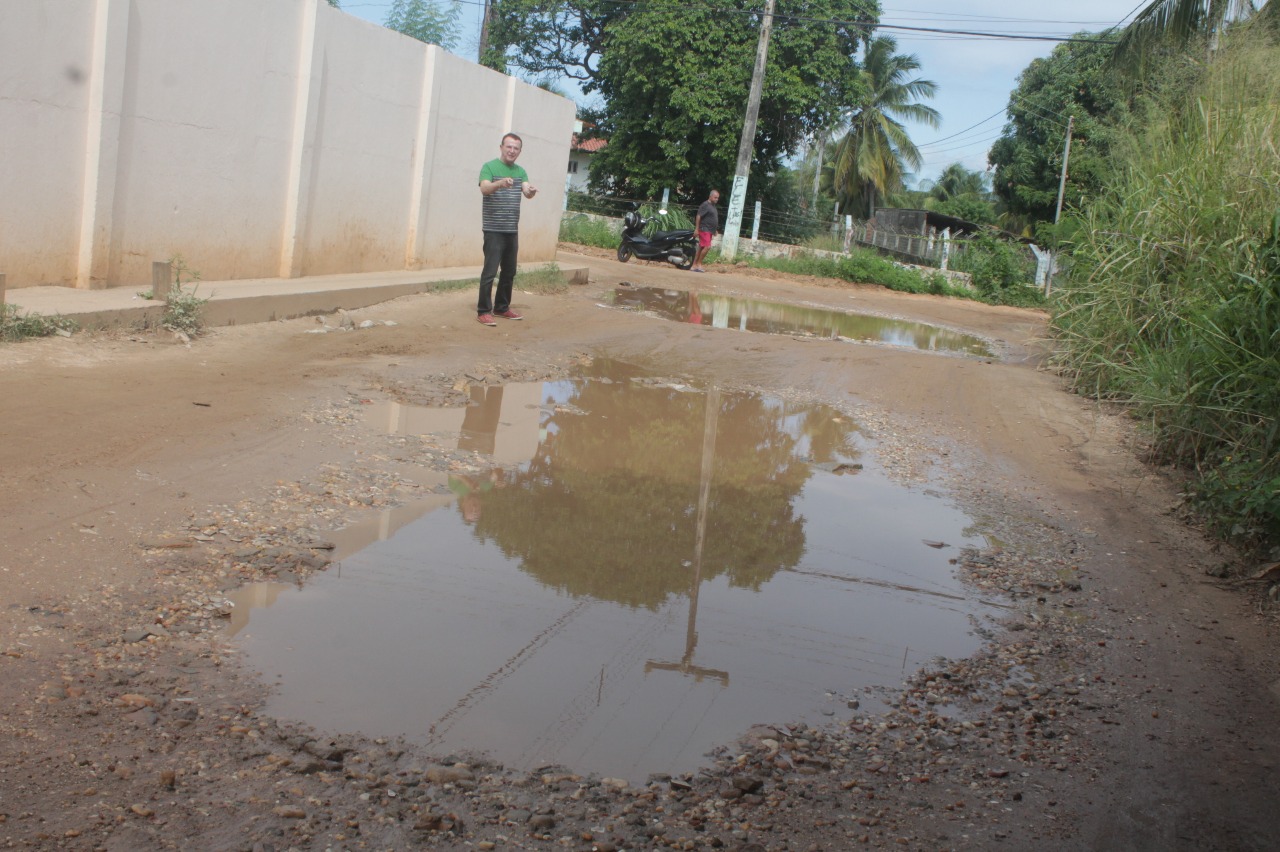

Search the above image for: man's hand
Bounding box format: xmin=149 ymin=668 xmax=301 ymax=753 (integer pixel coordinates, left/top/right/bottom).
xmin=523 ymin=183 xmax=538 ymax=199
xmin=480 ymin=177 xmax=517 ymax=195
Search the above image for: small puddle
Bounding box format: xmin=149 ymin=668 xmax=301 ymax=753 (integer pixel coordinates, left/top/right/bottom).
xmin=230 ymin=361 xmax=1002 ymax=782
xmin=610 ymin=285 xmax=994 ymax=357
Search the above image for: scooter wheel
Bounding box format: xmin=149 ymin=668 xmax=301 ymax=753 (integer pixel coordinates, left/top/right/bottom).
xmin=616 ymin=244 xmax=633 ymax=263
xmin=675 ymin=247 xmax=695 ymax=270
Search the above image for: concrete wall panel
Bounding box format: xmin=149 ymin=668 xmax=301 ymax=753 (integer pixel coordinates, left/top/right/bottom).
xmin=0 ymin=1 xmax=94 ymax=286
xmin=105 ymin=0 xmax=302 ymax=285
xmin=296 ymin=12 xmax=425 ymax=276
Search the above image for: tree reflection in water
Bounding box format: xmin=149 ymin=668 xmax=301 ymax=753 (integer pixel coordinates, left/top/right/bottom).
xmin=462 ymin=360 xmax=863 ymax=611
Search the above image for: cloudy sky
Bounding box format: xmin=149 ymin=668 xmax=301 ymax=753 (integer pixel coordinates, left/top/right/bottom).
xmin=337 ymin=0 xmax=1146 ymax=183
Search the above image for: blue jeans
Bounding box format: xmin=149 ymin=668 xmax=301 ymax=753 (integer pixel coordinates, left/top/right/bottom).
xmin=478 ymin=231 xmax=518 ymax=315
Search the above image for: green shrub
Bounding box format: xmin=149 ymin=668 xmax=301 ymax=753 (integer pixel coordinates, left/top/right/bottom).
xmin=640 ymin=203 xmax=693 ymax=232
xmin=951 ymin=232 xmax=1039 ymax=302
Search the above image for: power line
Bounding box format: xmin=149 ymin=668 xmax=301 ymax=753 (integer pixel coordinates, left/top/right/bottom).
xmin=1007 ymin=92 xmax=1071 ymax=131
xmin=914 ymin=108 xmax=1005 ymax=148
xmin=348 ymin=0 xmax=1121 ymax=46
xmin=875 ymin=22 xmax=1115 ymax=43
xmin=1113 ymin=0 xmax=1151 ymax=30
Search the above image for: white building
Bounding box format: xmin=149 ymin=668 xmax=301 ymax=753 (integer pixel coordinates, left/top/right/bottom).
xmin=568 ymin=120 xmax=607 ymax=192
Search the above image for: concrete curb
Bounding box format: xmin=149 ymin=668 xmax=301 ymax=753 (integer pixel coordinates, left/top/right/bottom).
xmin=2 ymin=261 xmax=589 ymax=331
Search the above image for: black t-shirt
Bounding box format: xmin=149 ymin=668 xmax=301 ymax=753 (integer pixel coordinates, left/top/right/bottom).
xmin=697 ymin=200 xmax=719 ymax=233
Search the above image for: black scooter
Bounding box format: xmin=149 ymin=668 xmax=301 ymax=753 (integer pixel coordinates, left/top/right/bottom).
xmin=616 ymin=205 xmax=696 ymax=270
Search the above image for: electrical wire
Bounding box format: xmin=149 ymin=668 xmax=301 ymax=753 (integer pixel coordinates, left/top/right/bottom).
xmin=342 ymin=0 xmax=1119 ymax=45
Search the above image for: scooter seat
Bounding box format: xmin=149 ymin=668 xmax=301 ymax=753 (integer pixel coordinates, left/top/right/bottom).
xmin=652 ymin=229 xmax=694 ymax=240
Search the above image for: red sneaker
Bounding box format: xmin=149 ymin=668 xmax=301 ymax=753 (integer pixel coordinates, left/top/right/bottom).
xmin=494 ymin=309 xmax=524 ymax=320
xmin=477 ymin=313 xmax=497 ymax=326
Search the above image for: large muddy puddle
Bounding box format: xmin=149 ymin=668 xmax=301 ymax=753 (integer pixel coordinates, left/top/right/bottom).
xmin=609 ymin=285 xmax=994 ymax=357
xmin=230 ymin=360 xmax=1002 ymax=782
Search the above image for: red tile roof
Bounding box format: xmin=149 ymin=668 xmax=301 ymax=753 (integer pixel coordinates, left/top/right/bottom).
xmin=571 ymin=134 xmax=608 ymax=153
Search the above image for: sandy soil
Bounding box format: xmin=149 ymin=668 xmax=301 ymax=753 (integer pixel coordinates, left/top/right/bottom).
xmin=1 ymin=249 xmax=1277 ymax=851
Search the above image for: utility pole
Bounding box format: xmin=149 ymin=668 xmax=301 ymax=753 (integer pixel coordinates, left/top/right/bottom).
xmin=720 ymin=0 xmax=776 ymax=262
xmin=1048 ymin=115 xmax=1073 ymax=296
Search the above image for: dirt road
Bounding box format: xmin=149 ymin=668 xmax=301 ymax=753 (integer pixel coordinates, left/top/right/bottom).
xmin=1 ymin=249 xmax=1277 ymax=850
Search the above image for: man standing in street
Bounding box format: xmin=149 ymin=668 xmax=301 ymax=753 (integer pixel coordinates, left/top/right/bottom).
xmin=477 ymin=133 xmax=538 ymax=326
xmin=692 ymin=189 xmax=720 ymax=272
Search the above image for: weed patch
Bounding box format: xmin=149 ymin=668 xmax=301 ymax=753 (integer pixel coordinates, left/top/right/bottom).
xmin=0 ymin=303 xmax=78 ymax=342
xmin=515 ymin=262 xmax=569 ymax=295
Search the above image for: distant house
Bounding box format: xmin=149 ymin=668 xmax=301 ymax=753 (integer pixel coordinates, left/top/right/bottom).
xmin=568 ymin=120 xmax=607 ymax=192
xmin=872 ymin=208 xmax=985 ymax=239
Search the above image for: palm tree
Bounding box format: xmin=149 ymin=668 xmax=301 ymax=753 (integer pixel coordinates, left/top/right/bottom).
xmin=828 ymin=36 xmax=939 ymax=218
xmin=929 ymin=162 xmax=988 ymax=202
xmin=1113 ymin=0 xmax=1279 ymax=70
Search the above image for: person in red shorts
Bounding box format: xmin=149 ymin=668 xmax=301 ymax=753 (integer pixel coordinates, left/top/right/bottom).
xmin=692 ymin=188 xmax=720 ymax=272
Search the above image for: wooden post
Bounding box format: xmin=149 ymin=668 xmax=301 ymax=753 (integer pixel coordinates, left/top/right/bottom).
xmin=152 ymin=261 xmax=172 ymax=303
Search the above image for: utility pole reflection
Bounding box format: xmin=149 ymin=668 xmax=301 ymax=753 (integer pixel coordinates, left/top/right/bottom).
xmin=645 ymin=386 xmax=729 ymax=686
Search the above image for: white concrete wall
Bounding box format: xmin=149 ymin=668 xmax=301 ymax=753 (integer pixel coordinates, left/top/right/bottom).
xmin=0 ymin=1 xmax=95 ymax=287
xmin=0 ymin=0 xmax=575 ymax=289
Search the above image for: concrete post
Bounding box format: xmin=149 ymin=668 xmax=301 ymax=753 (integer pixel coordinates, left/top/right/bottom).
xmin=0 ymin=273 xmax=6 ymax=307
xmin=720 ymin=0 xmax=776 ymax=261
xmin=152 ymin=261 xmax=172 ymax=303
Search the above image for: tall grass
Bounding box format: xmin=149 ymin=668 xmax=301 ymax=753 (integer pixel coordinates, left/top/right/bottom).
xmin=559 ymin=214 xmax=620 ymax=249
xmin=1052 ymin=36 xmax=1280 ymax=554
xmin=559 ymin=205 xmax=690 ymax=248
xmin=514 ymin=262 xmax=569 ymax=295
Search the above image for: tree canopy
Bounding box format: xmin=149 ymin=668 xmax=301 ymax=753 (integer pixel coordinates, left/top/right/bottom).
xmin=911 ymin=163 xmax=996 ymax=226
xmin=489 ymin=0 xmax=878 ymax=201
xmin=384 ymin=0 xmax=462 ymax=50
xmin=464 ymin=362 xmax=859 ymax=607
xmin=987 ymin=33 xmax=1128 ymax=230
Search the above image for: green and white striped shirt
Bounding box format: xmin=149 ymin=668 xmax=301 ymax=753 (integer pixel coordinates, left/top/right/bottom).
xmin=479 ymin=159 xmax=529 ymax=233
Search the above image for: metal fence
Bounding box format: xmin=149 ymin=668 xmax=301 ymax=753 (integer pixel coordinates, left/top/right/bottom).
xmin=564 ymin=190 xmax=1043 ymax=282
